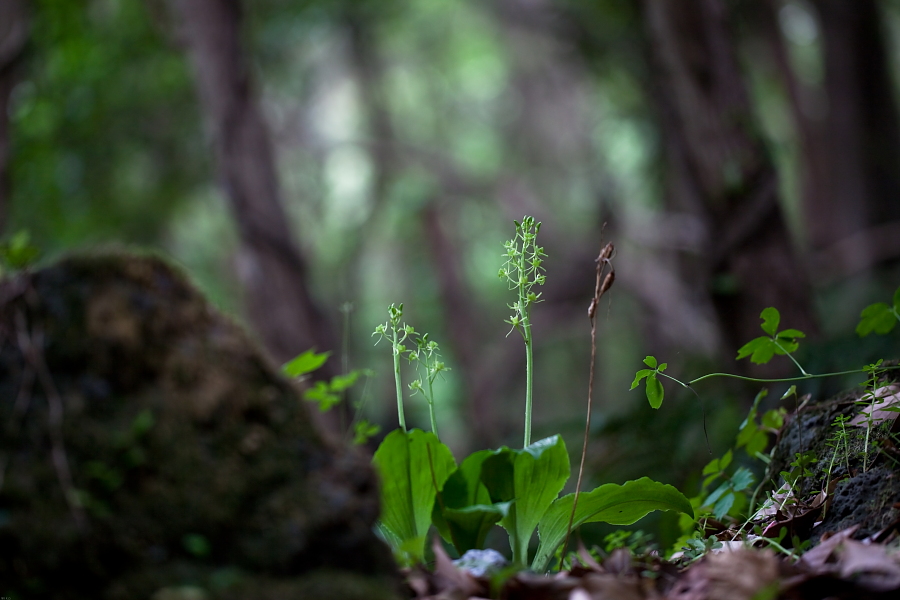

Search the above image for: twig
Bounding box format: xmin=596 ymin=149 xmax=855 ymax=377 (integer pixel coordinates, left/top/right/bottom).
xmin=562 ymin=241 xmax=615 ymax=560
xmin=16 ymin=310 xmax=87 ymax=532
xmin=0 ymin=316 xmax=36 ymax=491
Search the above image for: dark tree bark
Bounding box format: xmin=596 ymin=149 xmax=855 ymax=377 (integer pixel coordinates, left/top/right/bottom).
xmin=0 ymin=0 xmax=29 ymax=236
xmin=168 ymin=0 xmax=338 ymax=371
xmin=762 ymin=0 xmax=900 ymax=281
xmin=642 ymin=0 xmax=818 ymax=356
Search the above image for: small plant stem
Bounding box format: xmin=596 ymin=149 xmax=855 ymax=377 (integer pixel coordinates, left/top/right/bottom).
xmin=426 ymin=371 xmax=439 ymax=437
xmin=685 ymin=367 xmax=897 ymax=387
xmin=772 ymin=339 xmax=810 ymax=376
xmin=392 ymin=326 xmax=407 ymax=432
xmin=523 ymin=319 xmax=534 ymax=447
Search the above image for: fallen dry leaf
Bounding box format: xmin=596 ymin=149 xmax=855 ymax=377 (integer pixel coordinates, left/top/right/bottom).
xmin=849 ymin=385 xmax=900 ymax=427
xmin=666 ymin=549 xmax=779 ymax=600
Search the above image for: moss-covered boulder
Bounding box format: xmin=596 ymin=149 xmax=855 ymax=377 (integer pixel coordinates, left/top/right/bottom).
xmin=767 ymin=365 xmax=900 ymax=544
xmin=0 ymin=253 xmax=400 ymax=599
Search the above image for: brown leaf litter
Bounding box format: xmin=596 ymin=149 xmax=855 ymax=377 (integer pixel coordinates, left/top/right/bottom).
xmin=405 ymin=527 xmax=900 ymax=600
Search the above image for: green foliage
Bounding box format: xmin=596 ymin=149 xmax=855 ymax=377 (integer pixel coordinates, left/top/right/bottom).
xmin=479 ymin=435 xmax=571 ymax=566
xmin=780 ymin=451 xmax=816 ymax=491
xmin=532 ymin=476 xmax=693 ymax=571
xmin=373 ymin=303 xmax=414 ymax=432
xmin=11 ymin=0 xmax=204 ymax=251
xmin=281 ymin=349 xmax=374 ymax=440
xmin=375 ymin=431 xmax=692 ymax=570
xmin=679 ymin=535 xmax=723 ymax=563
xmin=601 ymin=529 xmax=656 ymax=555
xmin=353 ymin=420 xmax=381 ymax=445
xmin=700 ymin=455 xmax=754 ymax=521
xmin=856 ymin=286 xmax=900 ymax=336
xmin=407 ymin=332 xmax=450 ymax=437
xmin=372 ymin=429 xmax=456 ymax=566
xmin=371 ymin=217 xmax=692 ymax=571
xmin=0 ymin=230 xmax=41 ymax=274
xmin=736 ymin=389 xmax=785 ymax=460
xmin=432 ymin=450 xmax=511 ymax=554
xmin=736 ymin=307 xmax=806 ymax=366
xmin=282 ymin=349 xmax=331 ymax=377
xmin=373 ymin=306 xmax=447 ymax=436
xmin=304 ymin=369 xmax=372 ymax=412
xmin=630 ymin=355 xmax=667 ymax=409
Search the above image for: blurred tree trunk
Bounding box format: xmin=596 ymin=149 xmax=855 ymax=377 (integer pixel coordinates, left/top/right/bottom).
xmin=344 ymin=9 xmax=497 ymax=446
xmin=642 ymin=0 xmax=818 ymax=357
xmin=0 ymin=0 xmax=29 ymax=235
xmin=167 ymin=0 xmax=338 ymax=373
xmin=765 ymin=0 xmax=900 ymax=281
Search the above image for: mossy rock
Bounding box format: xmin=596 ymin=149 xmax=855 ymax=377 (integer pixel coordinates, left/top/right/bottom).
xmin=767 ymin=364 xmax=900 ymax=543
xmin=0 ymin=252 xmax=400 ymax=599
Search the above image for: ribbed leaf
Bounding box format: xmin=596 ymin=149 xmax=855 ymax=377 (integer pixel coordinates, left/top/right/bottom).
xmin=532 ymin=477 xmax=693 ymax=571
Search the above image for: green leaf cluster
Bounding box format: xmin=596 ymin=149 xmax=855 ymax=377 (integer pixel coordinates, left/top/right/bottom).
xmin=630 ymin=355 xmax=667 ymax=409
xmin=736 ymin=307 xmax=805 ymax=365
xmin=735 ymin=389 xmax=785 ymax=460
xmin=699 ymin=450 xmax=754 ymax=521
xmin=281 ymin=349 xmax=375 ymax=443
xmin=373 ymin=433 xmax=693 ymax=571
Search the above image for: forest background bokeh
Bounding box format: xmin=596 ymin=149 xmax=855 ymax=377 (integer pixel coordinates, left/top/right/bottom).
xmin=3 ymin=0 xmax=900 ymax=544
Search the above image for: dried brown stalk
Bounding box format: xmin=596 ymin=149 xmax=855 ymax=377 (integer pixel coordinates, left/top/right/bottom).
xmin=561 ymin=241 xmax=615 ymax=561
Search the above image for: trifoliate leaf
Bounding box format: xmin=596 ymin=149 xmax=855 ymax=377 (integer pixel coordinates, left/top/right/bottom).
xmin=643 ymin=355 xmax=658 ymax=368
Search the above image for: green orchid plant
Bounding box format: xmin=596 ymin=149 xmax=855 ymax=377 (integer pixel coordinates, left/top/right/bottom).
xmin=369 ymin=216 xmax=693 ymax=570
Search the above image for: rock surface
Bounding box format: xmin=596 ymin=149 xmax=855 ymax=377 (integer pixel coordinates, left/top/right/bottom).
xmin=768 ymin=365 xmax=900 ymax=544
xmin=0 ymin=252 xmax=399 ymax=599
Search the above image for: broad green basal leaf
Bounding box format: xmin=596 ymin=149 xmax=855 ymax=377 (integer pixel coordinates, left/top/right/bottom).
xmin=372 ymin=428 xmax=456 ymax=566
xmin=480 ymin=435 xmax=570 ymax=566
xmin=532 ymin=477 xmax=693 ymax=572
xmin=433 ymin=449 xmax=505 ymax=553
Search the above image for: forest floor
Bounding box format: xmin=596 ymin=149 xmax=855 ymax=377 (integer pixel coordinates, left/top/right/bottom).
xmin=404 ymin=528 xmax=900 ymax=599
xmin=405 ymin=377 xmax=900 ymax=600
